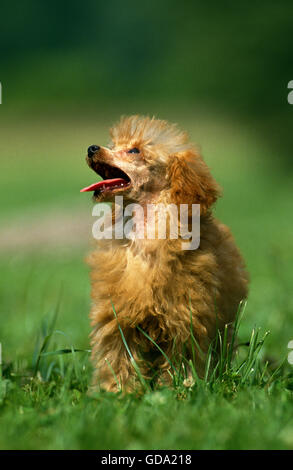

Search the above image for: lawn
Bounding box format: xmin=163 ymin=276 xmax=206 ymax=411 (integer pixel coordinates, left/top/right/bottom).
xmin=0 ymin=111 xmax=293 ymax=450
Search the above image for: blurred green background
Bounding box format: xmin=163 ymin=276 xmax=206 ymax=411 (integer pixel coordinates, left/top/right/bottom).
xmin=0 ymin=0 xmax=293 ymax=410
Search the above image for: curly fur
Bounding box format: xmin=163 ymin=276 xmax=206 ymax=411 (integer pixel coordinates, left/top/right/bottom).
xmin=86 ymin=115 xmax=249 ymax=392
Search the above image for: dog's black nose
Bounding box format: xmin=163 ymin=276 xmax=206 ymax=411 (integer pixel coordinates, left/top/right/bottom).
xmin=87 ymin=145 xmax=100 ymax=158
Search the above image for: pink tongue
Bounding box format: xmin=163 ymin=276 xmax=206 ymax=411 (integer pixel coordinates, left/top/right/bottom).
xmin=80 ymin=178 xmax=127 ymax=192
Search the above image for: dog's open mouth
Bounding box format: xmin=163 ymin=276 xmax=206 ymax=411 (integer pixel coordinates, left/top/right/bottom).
xmin=80 ymin=162 xmax=131 ymax=196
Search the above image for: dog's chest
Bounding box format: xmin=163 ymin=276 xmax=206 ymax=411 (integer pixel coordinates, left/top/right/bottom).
xmin=99 ymin=243 xmax=172 ymax=302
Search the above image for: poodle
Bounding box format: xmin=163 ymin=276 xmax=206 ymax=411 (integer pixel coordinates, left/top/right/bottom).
xmin=81 ymin=115 xmax=249 ymax=392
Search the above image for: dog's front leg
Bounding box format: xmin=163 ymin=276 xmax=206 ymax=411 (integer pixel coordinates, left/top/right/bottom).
xmin=90 ymin=325 xmax=145 ymax=393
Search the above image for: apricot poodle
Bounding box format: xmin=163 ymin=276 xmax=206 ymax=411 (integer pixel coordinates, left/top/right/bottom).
xmin=81 ymin=115 xmax=248 ymax=392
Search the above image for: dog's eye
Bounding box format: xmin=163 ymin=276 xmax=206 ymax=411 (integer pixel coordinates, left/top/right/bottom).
xmin=128 ymin=147 xmax=140 ymax=154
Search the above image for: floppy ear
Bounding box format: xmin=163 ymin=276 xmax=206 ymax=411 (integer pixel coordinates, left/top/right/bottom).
xmin=167 ymin=149 xmax=221 ymax=214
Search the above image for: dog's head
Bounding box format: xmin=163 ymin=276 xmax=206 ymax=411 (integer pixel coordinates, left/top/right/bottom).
xmin=81 ymin=115 xmax=220 ymax=214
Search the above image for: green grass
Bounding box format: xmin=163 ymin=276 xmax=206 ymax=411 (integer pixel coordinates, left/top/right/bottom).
xmin=1 ymin=112 xmax=293 ymax=450
xmin=1 ymin=304 xmax=293 ymax=450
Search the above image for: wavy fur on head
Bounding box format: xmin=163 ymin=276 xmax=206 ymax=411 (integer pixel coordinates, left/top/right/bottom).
xmin=110 ymin=115 xmax=191 ymax=160
xmin=86 ymin=115 xmax=248 ymax=392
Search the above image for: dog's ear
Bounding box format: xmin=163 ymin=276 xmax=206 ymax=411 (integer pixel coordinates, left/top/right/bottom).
xmin=167 ymin=149 xmax=221 ymax=214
